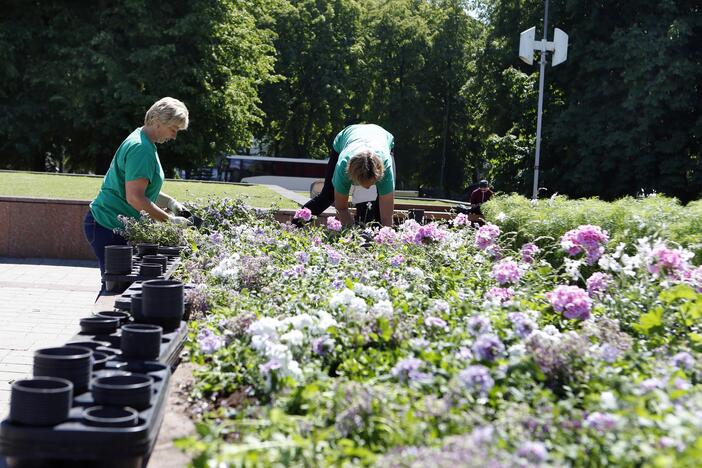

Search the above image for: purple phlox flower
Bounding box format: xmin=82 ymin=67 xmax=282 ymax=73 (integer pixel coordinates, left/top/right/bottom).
xmin=490 ymin=260 xmax=522 ymax=285
xmin=313 ymin=236 xmax=322 ymax=246
xmin=209 ymin=232 xmax=223 ymax=244
xmin=327 ymin=216 xmax=342 ymax=232
xmin=648 ymin=244 xmax=690 ymax=277
xmin=475 ymin=223 xmax=500 ymax=250
xmin=391 ymin=357 xmax=432 ymax=384
xmin=197 ymin=328 xmax=225 ymax=354
xmin=293 ymin=207 xmax=312 ymax=222
xmin=390 ymin=254 xmax=405 ymax=267
xmin=674 ymin=377 xmax=691 ymax=391
xmin=672 ymin=351 xmax=695 ymax=370
xmin=640 ymin=377 xmax=664 ymax=394
xmin=452 ymin=213 xmax=471 ymax=227
xmin=599 ymin=343 xmax=621 ymax=363
xmin=283 ymin=264 xmax=305 ymax=278
xmin=413 ymin=223 xmax=446 ymax=244
xmin=326 ymin=249 xmax=342 ymax=265
xmin=425 ymin=316 xmax=448 ymax=330
xmin=585 ymin=412 xmax=619 ymax=433
xmin=517 ymin=441 xmax=548 ymax=464
xmin=331 ymin=278 xmax=344 ymax=289
xmin=560 ymin=225 xmax=609 ymax=265
xmin=520 ymin=242 xmax=540 ymax=264
xmin=546 ymin=285 xmax=592 ymax=320
xmin=456 ymin=346 xmax=474 ymax=360
xmin=458 ymin=365 xmax=494 ymax=395
xmin=586 ymin=272 xmax=611 ymax=298
xmin=374 ymin=226 xmax=397 ymax=245
xmin=508 ymin=312 xmax=537 ymax=339
xmin=312 ymin=336 xmax=334 ymax=356
xmin=467 ymin=315 xmax=492 ymax=336
xmin=472 ymin=334 xmax=505 ymax=362
xmin=486 ymin=286 xmax=514 ymax=304
xmin=295 ymin=251 xmax=310 ymax=264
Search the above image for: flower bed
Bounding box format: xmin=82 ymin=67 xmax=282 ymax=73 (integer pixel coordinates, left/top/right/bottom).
xmin=163 ymin=197 xmax=701 ymax=466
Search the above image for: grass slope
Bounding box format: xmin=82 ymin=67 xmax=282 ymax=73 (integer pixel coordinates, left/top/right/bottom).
xmin=0 ymin=171 xmax=298 ymax=208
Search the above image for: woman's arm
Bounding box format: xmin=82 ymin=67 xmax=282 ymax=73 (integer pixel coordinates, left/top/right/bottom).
xmin=126 ymin=179 xmax=170 ymax=221
xmin=334 ymin=191 xmax=354 ymax=226
xmin=378 ymin=192 xmax=394 ymax=227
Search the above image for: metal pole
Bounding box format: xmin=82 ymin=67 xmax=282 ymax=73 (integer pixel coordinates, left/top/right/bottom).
xmin=532 ymin=0 xmax=549 ymax=200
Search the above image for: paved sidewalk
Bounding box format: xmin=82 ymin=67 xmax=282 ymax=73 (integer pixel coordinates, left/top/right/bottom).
xmin=0 ymin=258 xmax=101 ymax=415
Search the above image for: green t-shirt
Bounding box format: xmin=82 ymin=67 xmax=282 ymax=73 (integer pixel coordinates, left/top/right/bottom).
xmin=331 ymin=124 xmax=395 ymax=196
xmin=90 ymin=127 xmax=164 ymax=230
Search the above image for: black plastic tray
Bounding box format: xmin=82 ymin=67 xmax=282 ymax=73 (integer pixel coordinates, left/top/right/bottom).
xmin=67 ymin=321 xmax=188 ymax=371
xmin=0 ymin=366 xmax=170 ymax=467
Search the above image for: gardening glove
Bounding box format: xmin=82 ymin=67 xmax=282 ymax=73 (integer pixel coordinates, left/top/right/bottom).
xmin=169 ymin=215 xmax=193 ymax=226
xmin=167 ymin=198 xmax=186 ymax=215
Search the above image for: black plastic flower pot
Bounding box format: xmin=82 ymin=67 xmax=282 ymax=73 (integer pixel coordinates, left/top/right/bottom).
xmin=33 ymin=346 xmax=92 ymax=394
xmin=104 ymin=245 xmax=133 ymax=274
xmin=157 ymin=245 xmax=182 ymax=258
xmin=141 ymin=254 xmax=168 ymax=274
xmin=91 ymin=374 xmax=153 ymax=410
xmin=136 ymin=243 xmax=159 ymax=257
xmin=92 ymin=351 xmax=110 ymax=370
xmin=120 ymin=324 xmax=162 ymax=360
xmin=139 ymin=262 xmax=163 ymax=278
xmin=80 ymin=317 xmax=120 ymax=335
xmin=129 ymin=292 xmax=145 ymax=322
xmin=82 ymin=406 xmax=139 ymax=428
xmin=10 ymin=377 xmax=73 ymax=426
xmin=141 ymin=280 xmax=184 ymax=331
xmin=95 ymin=310 xmax=131 ymax=326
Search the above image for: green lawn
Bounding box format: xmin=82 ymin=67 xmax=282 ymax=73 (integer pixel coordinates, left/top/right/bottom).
xmin=0 ymin=171 xmax=298 ymax=208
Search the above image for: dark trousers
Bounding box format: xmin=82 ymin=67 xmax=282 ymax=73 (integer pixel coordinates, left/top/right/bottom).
xmin=83 ymin=210 xmax=127 ymax=286
xmin=302 ymin=148 xmax=381 ymax=224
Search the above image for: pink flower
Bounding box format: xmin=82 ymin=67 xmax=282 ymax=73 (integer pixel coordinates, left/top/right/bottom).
xmin=475 ymin=223 xmax=500 ymax=250
xmin=648 ymin=245 xmax=690 ymax=277
xmin=490 ymin=260 xmax=522 ymax=285
xmin=413 ymin=223 xmax=446 ymax=244
xmin=560 ymin=225 xmax=609 ymax=265
xmin=546 ymin=285 xmax=592 ymax=320
xmin=520 ymin=243 xmax=540 ymax=264
xmin=326 ymin=216 xmax=342 ymax=231
xmin=486 ymin=286 xmax=514 ymax=303
xmin=586 ymin=272 xmax=611 ymax=298
xmin=293 ymin=207 xmax=312 ymax=222
xmin=374 ymin=226 xmax=397 ymax=245
xmin=452 ymin=213 xmax=471 ymax=227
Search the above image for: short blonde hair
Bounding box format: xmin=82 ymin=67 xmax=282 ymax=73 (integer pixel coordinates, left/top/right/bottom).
xmin=347 ymin=150 xmax=384 ymax=185
xmin=144 ymin=97 xmax=189 ymax=129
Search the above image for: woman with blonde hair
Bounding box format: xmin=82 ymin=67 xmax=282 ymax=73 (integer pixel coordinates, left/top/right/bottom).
xmin=300 ymin=123 xmax=395 ymax=227
xmin=84 ymin=97 xmax=191 ymax=287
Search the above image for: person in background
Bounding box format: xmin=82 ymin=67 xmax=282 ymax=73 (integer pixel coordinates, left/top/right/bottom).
xmin=84 ymin=97 xmax=191 ymax=285
xmin=299 ymin=123 xmax=395 ymax=227
xmin=470 ymin=179 xmax=494 ymax=217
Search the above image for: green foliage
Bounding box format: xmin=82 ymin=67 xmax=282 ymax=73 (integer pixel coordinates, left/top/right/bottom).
xmin=115 ymin=212 xmax=187 ymax=246
xmin=483 ymin=193 xmax=702 ymax=260
xmin=0 ymin=0 xmax=279 ymax=174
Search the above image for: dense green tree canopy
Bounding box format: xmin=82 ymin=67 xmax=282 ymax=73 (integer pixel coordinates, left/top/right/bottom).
xmin=2 ymin=0 xmax=701 ymax=200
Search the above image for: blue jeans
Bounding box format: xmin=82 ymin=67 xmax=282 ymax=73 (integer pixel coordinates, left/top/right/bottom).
xmin=83 ymin=210 xmax=127 ymax=285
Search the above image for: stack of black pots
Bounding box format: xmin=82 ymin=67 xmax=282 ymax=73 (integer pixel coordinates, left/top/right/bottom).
xmin=104 ymin=245 xmax=133 ymax=275
xmin=141 ymin=279 xmax=184 ymax=332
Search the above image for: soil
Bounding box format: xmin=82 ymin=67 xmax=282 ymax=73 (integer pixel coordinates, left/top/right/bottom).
xmin=147 ymin=361 xmax=198 ymax=467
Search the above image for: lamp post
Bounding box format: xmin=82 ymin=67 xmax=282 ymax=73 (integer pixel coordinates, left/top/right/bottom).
xmin=519 ymin=0 xmax=568 ymax=199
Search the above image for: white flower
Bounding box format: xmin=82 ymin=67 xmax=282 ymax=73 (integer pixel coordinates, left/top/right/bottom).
xmin=283 ymin=313 xmax=314 ymax=330
xmin=329 ymin=288 xmax=356 ymax=309
xmin=600 ymin=391 xmax=618 ymax=410
xmin=348 ymin=297 xmax=368 ymax=315
xmin=280 ymin=329 xmax=305 ymax=347
xmin=495 ymin=212 xmax=507 ymax=222
xmin=247 ymin=317 xmax=282 ymax=339
xmin=315 ymin=310 xmax=337 ymax=331
xmin=370 ymin=300 xmax=394 ymax=318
